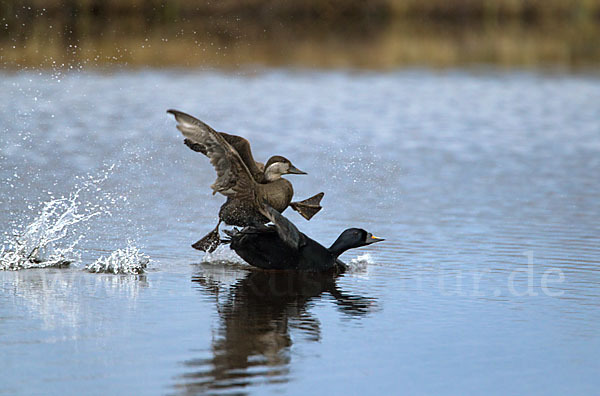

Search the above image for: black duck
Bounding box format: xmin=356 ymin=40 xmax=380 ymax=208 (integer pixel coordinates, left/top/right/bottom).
xmin=228 ymin=205 xmax=384 ymax=272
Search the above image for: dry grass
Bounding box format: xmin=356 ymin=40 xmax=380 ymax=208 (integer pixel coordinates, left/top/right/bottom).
xmin=2 ymin=17 xmax=599 ymax=70
xmin=388 ymin=0 xmax=600 ymax=19
xmin=2 ymin=0 xmax=599 ymax=70
xmin=2 ymin=0 xmax=600 ymax=20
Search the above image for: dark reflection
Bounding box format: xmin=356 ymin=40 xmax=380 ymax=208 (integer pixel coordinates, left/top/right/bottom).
xmin=175 ymin=267 xmax=376 ymax=395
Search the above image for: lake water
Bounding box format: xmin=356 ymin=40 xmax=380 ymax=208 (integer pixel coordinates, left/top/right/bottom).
xmin=1 ymin=69 xmax=599 ymax=395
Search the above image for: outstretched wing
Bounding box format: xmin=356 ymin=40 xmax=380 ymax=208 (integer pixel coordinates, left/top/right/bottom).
xmin=167 ymin=109 xmax=255 ymax=198
xmin=261 ymin=204 xmax=303 ymax=250
xmin=184 ymin=138 xmax=207 ymax=155
xmin=184 ymin=133 xmax=264 ymax=182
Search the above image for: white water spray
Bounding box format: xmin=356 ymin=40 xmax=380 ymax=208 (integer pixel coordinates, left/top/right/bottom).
xmin=85 ymin=242 xmax=149 ymax=274
xmin=0 ymin=191 xmax=100 ymax=270
xmin=1 ymin=164 xmax=149 ymax=272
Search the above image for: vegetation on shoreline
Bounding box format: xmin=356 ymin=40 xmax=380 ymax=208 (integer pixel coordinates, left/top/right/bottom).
xmin=2 ymin=0 xmax=600 ymax=21
xmin=1 ymin=1 xmax=599 ymax=70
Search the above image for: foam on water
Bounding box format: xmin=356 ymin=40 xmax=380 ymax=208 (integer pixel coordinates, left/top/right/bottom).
xmin=85 ymin=242 xmax=149 ymax=274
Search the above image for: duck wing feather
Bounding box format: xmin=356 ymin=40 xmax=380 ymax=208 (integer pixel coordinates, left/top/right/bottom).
xmin=168 ymin=109 xmax=256 ymax=198
xmin=261 ymin=204 xmax=303 ymax=250
xmin=184 ymin=132 xmax=264 ymax=182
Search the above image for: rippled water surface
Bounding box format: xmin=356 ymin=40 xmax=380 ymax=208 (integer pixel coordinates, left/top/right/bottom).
xmin=1 ymin=69 xmax=599 ymax=395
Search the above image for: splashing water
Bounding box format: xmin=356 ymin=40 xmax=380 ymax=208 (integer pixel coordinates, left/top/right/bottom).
xmin=0 ymin=192 xmax=100 ymax=270
xmin=349 ymin=253 xmax=374 ymax=266
xmin=85 ymin=243 xmax=149 ymax=274
xmin=201 ymin=244 xmax=248 ymax=266
xmin=0 ymin=165 xmax=116 ymax=271
xmin=346 ymin=253 xmax=375 ymax=276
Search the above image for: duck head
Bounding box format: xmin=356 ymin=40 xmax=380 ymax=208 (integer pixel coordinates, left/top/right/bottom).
xmin=329 ymin=228 xmax=385 ymax=258
xmin=264 ymin=155 xmax=307 ymax=181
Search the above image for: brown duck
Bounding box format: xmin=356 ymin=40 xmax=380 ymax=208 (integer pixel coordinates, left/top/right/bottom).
xmin=167 ymin=109 xmax=324 ymax=252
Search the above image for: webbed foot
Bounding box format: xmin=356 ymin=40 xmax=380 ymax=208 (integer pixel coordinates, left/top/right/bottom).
xmin=222 ymin=228 xmax=240 ymax=238
xmin=290 ymin=192 xmax=324 ymax=220
xmin=192 ymin=223 xmax=221 ymax=252
xmin=221 ymin=227 xmax=242 ymax=243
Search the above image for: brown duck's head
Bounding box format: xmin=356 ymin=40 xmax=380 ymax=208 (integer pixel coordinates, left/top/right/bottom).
xmin=264 ymin=156 xmax=307 ymax=181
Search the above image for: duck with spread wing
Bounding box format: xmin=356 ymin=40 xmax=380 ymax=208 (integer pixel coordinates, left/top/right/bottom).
xmin=167 ymin=109 xmax=323 ymax=252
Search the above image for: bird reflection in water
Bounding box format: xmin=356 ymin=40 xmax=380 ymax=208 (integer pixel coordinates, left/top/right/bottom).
xmin=176 ymin=266 xmax=377 ymax=394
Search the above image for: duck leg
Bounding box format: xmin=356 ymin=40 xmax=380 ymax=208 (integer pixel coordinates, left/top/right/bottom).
xmin=192 ymin=221 xmax=222 ymax=253
xmin=290 ymin=192 xmax=324 ymax=220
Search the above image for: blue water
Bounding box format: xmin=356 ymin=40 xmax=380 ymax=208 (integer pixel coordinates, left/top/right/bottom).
xmin=1 ymin=69 xmax=599 ymax=395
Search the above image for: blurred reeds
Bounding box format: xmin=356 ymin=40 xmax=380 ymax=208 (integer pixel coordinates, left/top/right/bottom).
xmin=3 ymin=0 xmax=600 ymax=20
xmin=1 ymin=0 xmax=599 ymax=69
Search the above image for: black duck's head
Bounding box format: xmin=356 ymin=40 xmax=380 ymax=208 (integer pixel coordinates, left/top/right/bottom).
xmin=264 ymin=156 xmax=307 ymax=181
xmin=329 ymin=228 xmax=385 ymax=257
